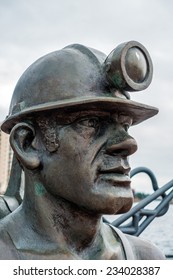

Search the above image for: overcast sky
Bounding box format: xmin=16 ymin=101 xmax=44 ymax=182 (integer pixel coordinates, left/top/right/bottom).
xmin=1 ymin=0 xmax=173 ymax=193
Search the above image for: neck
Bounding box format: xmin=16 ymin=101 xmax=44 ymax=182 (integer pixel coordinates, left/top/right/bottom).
xmin=21 ymin=172 xmax=103 ymax=255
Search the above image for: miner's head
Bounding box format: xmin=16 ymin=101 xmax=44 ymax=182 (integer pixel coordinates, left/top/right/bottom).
xmin=1 ymin=42 xmax=158 ymax=214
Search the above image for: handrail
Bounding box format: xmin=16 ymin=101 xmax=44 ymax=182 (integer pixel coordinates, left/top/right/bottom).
xmin=130 ymin=166 xmax=168 ymax=216
xmin=131 ymin=166 xmax=159 ymax=191
xmin=103 ymin=167 xmax=173 ymax=236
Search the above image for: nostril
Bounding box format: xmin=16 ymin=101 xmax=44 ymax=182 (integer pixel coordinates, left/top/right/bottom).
xmin=113 ymin=149 xmax=122 ymax=154
xmin=111 ymin=149 xmax=129 ymax=157
xmin=111 ymin=149 xmax=128 ymax=156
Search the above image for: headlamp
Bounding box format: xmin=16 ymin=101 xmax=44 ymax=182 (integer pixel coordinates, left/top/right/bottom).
xmin=104 ymin=41 xmax=153 ymax=92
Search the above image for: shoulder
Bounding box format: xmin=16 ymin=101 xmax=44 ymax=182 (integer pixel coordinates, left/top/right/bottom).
xmin=125 ymin=234 xmax=165 ymax=260
xmin=109 ymin=225 xmax=165 ymax=260
xmin=0 ymin=217 xmax=20 ymax=259
xmin=0 ymin=228 xmax=13 ymax=259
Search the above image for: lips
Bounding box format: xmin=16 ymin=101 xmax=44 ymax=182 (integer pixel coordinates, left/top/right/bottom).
xmin=98 ymin=165 xmax=131 ymax=186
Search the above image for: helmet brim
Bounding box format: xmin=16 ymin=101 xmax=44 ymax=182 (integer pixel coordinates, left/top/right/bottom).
xmin=1 ymin=96 xmax=158 ymax=133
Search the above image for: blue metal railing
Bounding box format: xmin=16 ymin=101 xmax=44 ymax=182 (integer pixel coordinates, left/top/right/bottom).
xmin=103 ymin=167 xmax=173 ymax=236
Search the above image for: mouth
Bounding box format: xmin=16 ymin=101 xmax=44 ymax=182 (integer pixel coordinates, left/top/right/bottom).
xmin=97 ymin=166 xmax=131 ymax=186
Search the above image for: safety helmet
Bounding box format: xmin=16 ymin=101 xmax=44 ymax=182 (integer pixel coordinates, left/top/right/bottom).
xmin=1 ymin=41 xmax=158 ymax=134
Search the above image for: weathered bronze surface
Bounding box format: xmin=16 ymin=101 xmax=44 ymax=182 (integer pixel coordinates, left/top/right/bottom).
xmin=0 ymin=42 xmax=165 ymax=259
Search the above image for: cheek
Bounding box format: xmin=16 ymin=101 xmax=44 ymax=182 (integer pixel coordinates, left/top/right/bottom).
xmin=41 ymin=147 xmax=95 ymax=200
xmin=40 ymin=128 xmax=99 ymax=202
xmin=58 ymin=130 xmax=95 ymax=172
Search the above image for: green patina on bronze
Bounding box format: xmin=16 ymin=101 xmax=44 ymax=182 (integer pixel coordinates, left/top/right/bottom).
xmin=0 ymin=42 xmax=164 ymax=261
xmin=34 ymin=182 xmax=47 ymax=196
xmin=111 ymin=72 xmax=125 ymax=88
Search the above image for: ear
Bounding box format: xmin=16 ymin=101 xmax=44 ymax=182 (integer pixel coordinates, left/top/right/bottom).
xmin=10 ymin=122 xmax=41 ymax=170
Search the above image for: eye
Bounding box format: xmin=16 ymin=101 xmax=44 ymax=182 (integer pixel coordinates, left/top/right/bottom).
xmin=78 ymin=117 xmax=100 ymax=129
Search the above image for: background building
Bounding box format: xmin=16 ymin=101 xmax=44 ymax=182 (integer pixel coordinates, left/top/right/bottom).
xmin=0 ymin=128 xmax=13 ymax=194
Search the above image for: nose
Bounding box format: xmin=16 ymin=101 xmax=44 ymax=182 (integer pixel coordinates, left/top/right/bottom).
xmin=105 ymin=135 xmax=138 ymax=157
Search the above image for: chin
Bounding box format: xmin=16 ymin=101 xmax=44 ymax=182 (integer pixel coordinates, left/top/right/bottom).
xmin=90 ymin=181 xmax=134 ymax=215
xmin=85 ymin=195 xmax=133 ymax=216
xmin=102 ymin=197 xmax=133 ymax=215
xmin=115 ymin=196 xmax=133 ymax=214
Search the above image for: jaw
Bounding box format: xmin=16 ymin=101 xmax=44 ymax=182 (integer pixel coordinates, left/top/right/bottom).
xmin=76 ymin=179 xmax=134 ymax=215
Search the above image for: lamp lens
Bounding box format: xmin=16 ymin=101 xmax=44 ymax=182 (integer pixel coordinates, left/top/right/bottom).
xmin=125 ymin=47 xmax=147 ymax=83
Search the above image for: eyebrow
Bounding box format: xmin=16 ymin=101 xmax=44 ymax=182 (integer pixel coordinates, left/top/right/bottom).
xmin=55 ymin=111 xmax=133 ymax=126
xmin=55 ymin=111 xmax=111 ymax=124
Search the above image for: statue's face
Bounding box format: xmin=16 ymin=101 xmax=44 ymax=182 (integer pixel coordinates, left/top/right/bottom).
xmin=40 ymin=110 xmax=137 ymax=215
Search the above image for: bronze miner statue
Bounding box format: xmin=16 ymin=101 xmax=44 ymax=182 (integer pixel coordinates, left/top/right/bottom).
xmin=0 ymin=41 xmax=165 ymax=259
